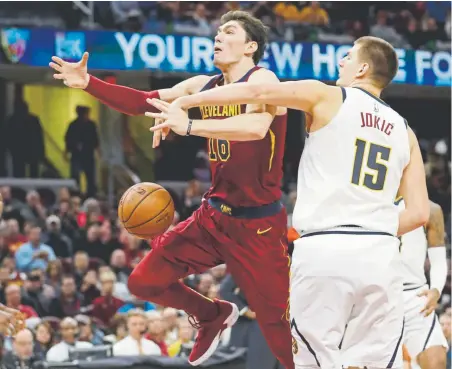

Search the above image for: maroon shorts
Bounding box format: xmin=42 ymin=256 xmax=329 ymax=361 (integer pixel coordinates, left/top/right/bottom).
xmin=149 ymin=199 xmax=290 ymax=319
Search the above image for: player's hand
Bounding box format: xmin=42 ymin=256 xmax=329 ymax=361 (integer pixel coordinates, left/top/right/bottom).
xmin=0 ymin=305 xmax=26 ymax=336
xmin=418 ymin=288 xmax=440 ymax=316
xmin=146 ymin=99 xmax=190 ymax=137
xmin=243 ymin=310 xmax=256 ymax=320
xmin=152 ymin=118 xmax=170 ymax=149
xmin=49 ymin=52 xmax=90 ymax=89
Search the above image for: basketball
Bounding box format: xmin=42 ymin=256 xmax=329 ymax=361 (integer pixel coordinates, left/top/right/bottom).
xmin=118 ymin=182 xmax=175 ymax=239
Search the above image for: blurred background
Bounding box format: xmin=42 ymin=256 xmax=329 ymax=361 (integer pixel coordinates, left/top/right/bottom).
xmin=0 ymin=2 xmax=449 ymax=369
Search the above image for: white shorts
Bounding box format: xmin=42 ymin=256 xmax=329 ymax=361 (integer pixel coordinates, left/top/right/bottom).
xmin=290 ymin=230 xmax=404 ymax=369
xmin=403 ymin=284 xmax=449 ymax=360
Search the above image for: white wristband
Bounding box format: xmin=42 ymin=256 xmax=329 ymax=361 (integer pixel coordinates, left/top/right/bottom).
xmin=427 ymin=246 xmax=447 ymax=294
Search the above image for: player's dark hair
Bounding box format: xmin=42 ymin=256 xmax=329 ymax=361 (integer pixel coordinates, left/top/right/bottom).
xmin=355 ymin=36 xmax=398 ymax=89
xmin=220 ymin=11 xmax=268 ymax=64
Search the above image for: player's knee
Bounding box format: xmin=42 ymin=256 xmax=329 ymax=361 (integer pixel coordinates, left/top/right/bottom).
xmin=127 ymin=263 xmax=161 ymax=296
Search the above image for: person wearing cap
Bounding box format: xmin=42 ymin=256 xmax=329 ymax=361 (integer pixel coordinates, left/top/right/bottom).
xmin=75 ymin=314 xmax=104 ymax=346
xmin=46 ymin=317 xmax=93 ymax=362
xmin=42 ymin=215 xmax=72 ymax=258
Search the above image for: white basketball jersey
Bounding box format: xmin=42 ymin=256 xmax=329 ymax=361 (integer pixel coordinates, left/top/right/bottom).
xmin=398 ymin=199 xmax=428 ymax=286
xmin=292 ymin=87 xmax=410 ymax=235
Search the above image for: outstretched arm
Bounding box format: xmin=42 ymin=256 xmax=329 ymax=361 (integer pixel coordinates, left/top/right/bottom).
xmin=175 ymin=79 xmax=334 ymax=114
xmin=397 ymin=127 xmax=430 ymax=236
xmin=50 ymin=52 xmax=210 ymax=116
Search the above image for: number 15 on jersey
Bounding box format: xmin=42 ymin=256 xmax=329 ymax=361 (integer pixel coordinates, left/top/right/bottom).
xmin=351 ymin=138 xmax=391 ymax=191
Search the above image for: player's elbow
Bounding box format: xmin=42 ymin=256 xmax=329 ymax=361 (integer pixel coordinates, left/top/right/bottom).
xmin=414 ymin=204 xmax=430 ymax=228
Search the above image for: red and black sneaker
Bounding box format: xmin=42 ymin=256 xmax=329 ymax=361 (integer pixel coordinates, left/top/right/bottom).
xmin=188 ymin=299 xmax=239 ymax=366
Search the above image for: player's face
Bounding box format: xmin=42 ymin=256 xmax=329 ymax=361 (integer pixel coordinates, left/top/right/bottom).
xmin=213 ymin=21 xmax=256 ymax=68
xmin=337 ymin=44 xmax=368 ymax=87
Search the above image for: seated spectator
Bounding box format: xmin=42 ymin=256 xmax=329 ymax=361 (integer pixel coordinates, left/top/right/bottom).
xmin=110 ymin=249 xmax=131 ymax=284
xmin=122 ymin=233 xmax=145 ymax=269
xmin=370 ymin=10 xmax=406 ymax=47
xmin=98 ymin=265 xmax=132 ymax=302
xmin=273 ymin=2 xmax=302 ymax=22
xmin=15 ymin=225 xmax=56 ymax=273
xmin=104 ymin=314 xmax=128 ymax=344
xmin=0 ymin=186 xmax=23 ymax=220
xmin=91 ymin=270 xmax=124 ymax=326
xmin=48 ymin=275 xmax=84 ymax=318
xmin=77 ymin=198 xmax=104 ymax=229
xmin=42 ymin=215 xmax=72 ymax=258
xmin=79 ymin=269 xmax=101 ymax=305
xmin=73 ymin=251 xmax=90 ymax=288
xmin=4 ymin=284 xmax=38 ymax=319
xmin=298 ymin=1 xmax=329 ymax=26
xmin=113 ymin=309 xmax=161 ymax=356
xmin=46 ymin=317 xmax=93 ymax=362
xmin=46 ymin=259 xmax=63 ymax=292
xmin=190 ymin=3 xmax=212 ymax=36
xmin=168 ymin=316 xmax=195 ymax=358
xmin=197 ymin=273 xmax=214 ymax=297
xmin=0 ymin=235 xmax=10 ymax=266
xmin=23 ymin=268 xmax=55 ymax=315
xmin=2 ymin=329 xmax=38 ymax=369
xmin=5 ymin=219 xmax=27 ymax=255
xmin=33 ymin=321 xmax=54 ymax=360
xmin=20 ymin=191 xmax=47 ymax=228
xmin=75 ymin=314 xmax=104 ymax=346
xmin=162 ymin=308 xmax=179 ymax=344
xmin=145 ymin=311 xmax=169 ymax=356
xmin=57 ymin=200 xmax=79 ymax=240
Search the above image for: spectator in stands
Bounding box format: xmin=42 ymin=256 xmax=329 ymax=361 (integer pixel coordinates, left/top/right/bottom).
xmin=87 ymin=219 xmax=116 ymax=263
xmin=42 ymin=215 xmax=72 ymax=258
xmin=122 ymin=233 xmax=145 ymax=269
xmin=5 ymin=284 xmax=38 ymax=319
xmin=65 ymin=106 xmax=99 ymax=197
xmin=110 ymin=249 xmax=130 ymax=284
xmin=21 ymin=191 xmax=47 ymax=228
xmin=73 ymin=251 xmax=90 ymax=288
xmin=2 ymin=329 xmax=38 ymax=369
xmin=0 ymin=236 xmax=10 ymax=266
xmin=79 ymin=269 xmax=101 ymax=305
xmin=371 ymin=10 xmax=406 ymax=47
xmin=5 ymin=100 xmax=44 ymax=179
xmin=162 ymin=308 xmax=179 ymax=344
xmin=15 ymin=225 xmax=56 ymax=273
xmin=184 ymin=179 xmax=204 ymax=218
xmin=403 ymin=18 xmax=423 ymax=49
xmin=56 ymin=199 xmax=79 ymax=240
xmin=98 ymin=265 xmax=132 ymax=302
xmin=33 ymin=321 xmax=54 ymax=360
xmin=104 ymin=314 xmax=128 ymax=344
xmin=167 ymin=316 xmax=195 ymax=358
xmin=1 ymin=257 xmax=26 ymax=288
xmin=5 ymin=219 xmax=27 ymax=255
xmin=46 ymin=317 xmax=93 ymax=362
xmin=113 ymin=309 xmax=161 ymax=356
xmin=110 ymin=1 xmax=143 ymax=31
xmin=196 ymin=273 xmax=214 ymax=296
xmin=48 ymin=274 xmax=84 ymax=318
xmin=298 ymin=1 xmax=329 ymax=26
xmin=91 ymin=270 xmax=124 ymax=326
xmin=46 ymin=259 xmax=63 ymax=292
xmin=75 ymin=314 xmax=104 ymax=345
xmin=22 ymin=269 xmax=54 ymax=316
xmin=190 ymin=3 xmax=211 ymax=36
xmin=145 ymin=311 xmax=169 ymax=356
xmin=210 ymin=264 xmax=227 ymax=283
xmin=0 ymin=187 xmax=22 ymax=220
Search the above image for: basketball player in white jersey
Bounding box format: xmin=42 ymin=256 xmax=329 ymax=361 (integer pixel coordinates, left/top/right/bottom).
xmin=397 ymin=198 xmax=448 ymax=369
xmin=148 ymin=36 xmax=430 ymax=369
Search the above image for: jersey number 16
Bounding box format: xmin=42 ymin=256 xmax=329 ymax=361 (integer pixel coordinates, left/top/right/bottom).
xmin=351 ymin=138 xmax=391 ymax=191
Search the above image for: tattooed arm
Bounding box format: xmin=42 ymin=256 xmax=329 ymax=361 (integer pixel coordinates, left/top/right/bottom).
xmin=419 ymin=201 xmax=448 ymax=316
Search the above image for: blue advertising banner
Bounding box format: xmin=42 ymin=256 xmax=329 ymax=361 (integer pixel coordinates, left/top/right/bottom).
xmin=1 ymin=28 xmax=450 ymax=86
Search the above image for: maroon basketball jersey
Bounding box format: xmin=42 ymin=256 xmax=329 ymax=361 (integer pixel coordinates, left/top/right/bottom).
xmin=197 ymin=67 xmax=287 ymax=207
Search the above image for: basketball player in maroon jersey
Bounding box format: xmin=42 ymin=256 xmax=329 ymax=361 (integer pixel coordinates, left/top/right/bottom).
xmin=0 ymin=193 xmax=26 ymax=336
xmin=50 ymin=11 xmax=293 ymax=368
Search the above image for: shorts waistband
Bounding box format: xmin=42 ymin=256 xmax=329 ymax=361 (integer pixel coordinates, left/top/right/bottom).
xmin=207 ymin=198 xmax=283 ymax=219
xmin=298 ymin=225 xmax=395 ymax=239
